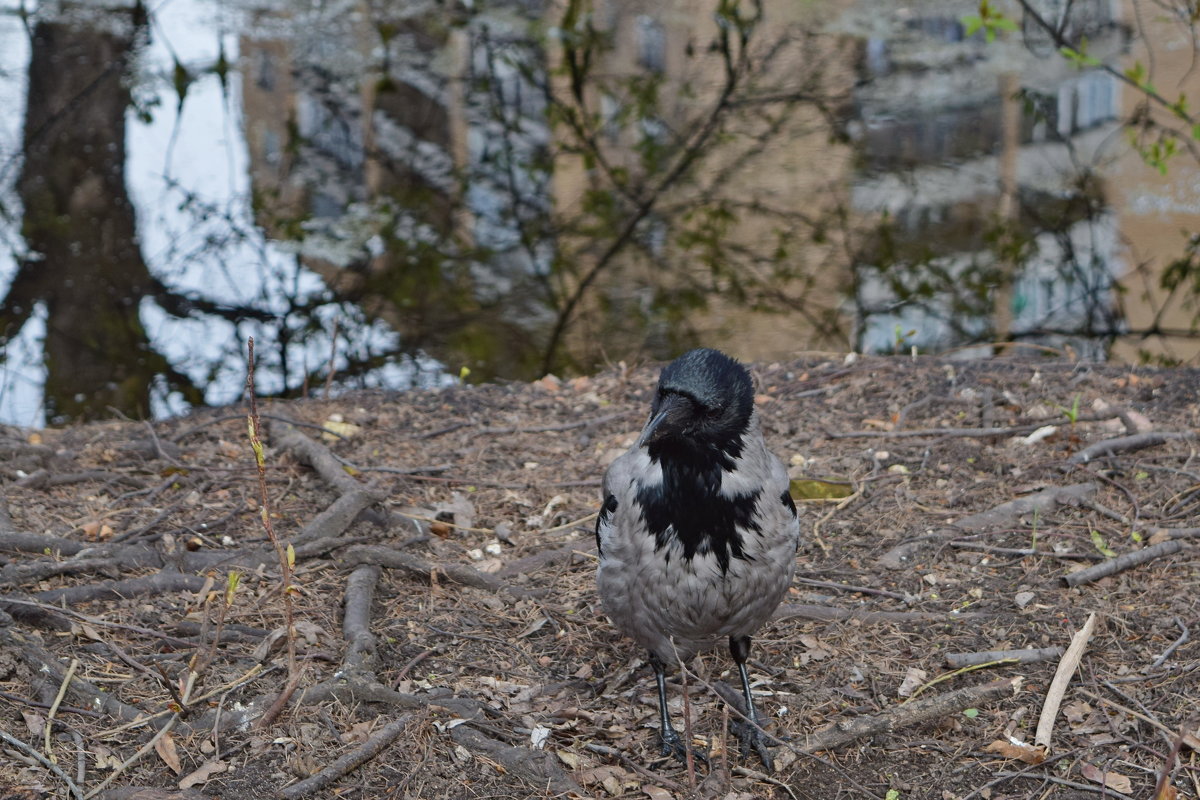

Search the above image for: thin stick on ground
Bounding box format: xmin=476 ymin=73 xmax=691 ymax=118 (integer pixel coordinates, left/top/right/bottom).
xmin=82 ymin=713 xmax=180 ymax=799
xmin=246 ymin=337 xmax=300 ymax=730
xmin=945 ymin=647 xmax=1063 ymax=668
xmin=45 ymin=657 xmax=78 ymax=759
xmin=0 ymin=728 xmax=84 ymax=800
xmin=1062 ymin=540 xmax=1186 ymax=587
xmin=1067 ymin=431 xmax=1198 ymax=464
xmin=1035 ymin=611 xmax=1097 ymax=752
xmin=279 ymin=713 xmax=414 ymax=799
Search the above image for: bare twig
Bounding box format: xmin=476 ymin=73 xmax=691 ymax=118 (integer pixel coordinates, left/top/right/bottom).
xmin=45 ymin=658 xmax=79 ymax=759
xmin=800 ymin=676 xmax=1023 ymax=752
xmin=773 ymin=603 xmax=988 ymax=624
xmin=246 ymin=338 xmax=300 ymax=730
xmin=827 ymin=413 xmax=1122 ymax=440
xmin=945 ymin=647 xmax=1064 ymax=668
xmin=279 ymin=714 xmax=415 ymax=799
xmin=82 ymin=714 xmax=180 ymax=799
xmin=1151 ymin=617 xmax=1189 ymax=669
xmin=0 ymin=727 xmax=84 ymax=800
xmin=1062 ymin=540 xmax=1186 ymax=588
xmin=1068 ymin=431 xmax=1198 ymax=464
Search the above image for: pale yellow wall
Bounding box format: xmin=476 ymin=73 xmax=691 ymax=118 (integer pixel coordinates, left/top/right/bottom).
xmin=1109 ymin=0 xmax=1200 ymax=364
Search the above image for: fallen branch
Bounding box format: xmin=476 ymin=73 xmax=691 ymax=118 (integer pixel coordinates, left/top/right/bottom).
xmin=279 ymin=713 xmax=416 ymax=799
xmin=1068 ymin=431 xmax=1197 ymax=464
xmin=0 ymin=727 xmax=84 ymax=800
xmin=1062 ymin=540 xmax=1185 ymax=588
xmin=497 ymin=540 xmax=595 ymax=578
xmin=31 ymin=571 xmax=208 ymax=606
xmin=0 ymin=529 xmax=88 ymax=556
xmin=3 ymin=624 xmax=151 ymax=727
xmin=773 ymin=603 xmax=988 ymax=624
xmin=83 ymin=714 xmax=180 ymax=799
xmin=1147 ymin=526 xmax=1200 ymax=543
xmin=475 ymin=409 xmax=633 ymax=436
xmin=945 ymin=647 xmax=1063 ymax=668
xmin=448 ymin=723 xmax=583 ymax=796
xmin=342 ymin=564 xmax=380 ymax=674
xmin=274 ymin=425 xmax=377 ymax=496
xmin=953 ymin=483 xmax=1097 ymax=532
xmin=826 ymin=413 xmax=1122 ymax=440
xmin=874 ymin=483 xmax=1100 ymax=569
xmin=1034 ymin=612 xmax=1097 ymax=752
xmin=291 ymin=489 xmax=381 ymax=546
xmin=800 ymin=676 xmax=1023 ymax=752
xmin=948 ymin=541 xmax=1101 ymax=561
xmin=343 ymin=545 xmax=544 ymax=601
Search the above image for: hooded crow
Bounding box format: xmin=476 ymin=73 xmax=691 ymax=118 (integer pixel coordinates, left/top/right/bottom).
xmin=596 ymin=348 xmax=800 ymax=769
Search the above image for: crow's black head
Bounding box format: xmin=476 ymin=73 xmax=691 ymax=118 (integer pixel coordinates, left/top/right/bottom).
xmin=638 ymin=348 xmax=754 ymax=460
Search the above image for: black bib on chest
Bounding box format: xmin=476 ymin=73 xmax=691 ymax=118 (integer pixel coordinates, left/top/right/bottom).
xmin=636 ymin=442 xmax=761 ymax=574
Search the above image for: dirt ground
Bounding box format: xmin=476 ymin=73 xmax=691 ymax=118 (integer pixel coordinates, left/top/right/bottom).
xmin=0 ymin=354 xmax=1198 ymax=800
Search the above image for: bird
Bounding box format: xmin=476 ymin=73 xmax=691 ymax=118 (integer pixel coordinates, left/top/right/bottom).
xmin=595 ymin=347 xmax=800 ymax=770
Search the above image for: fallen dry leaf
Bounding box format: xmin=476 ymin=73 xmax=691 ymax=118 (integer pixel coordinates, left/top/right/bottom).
xmin=179 ymin=759 xmax=227 ymax=790
xmin=897 ymin=666 xmax=928 ymax=697
xmin=341 ymin=719 xmax=375 ymax=744
xmin=642 ymin=786 xmax=673 ymax=800
xmin=155 ymin=731 xmax=182 ymax=774
xmin=1080 ymin=761 xmax=1132 ymax=793
xmin=984 ymin=739 xmax=1046 ymax=764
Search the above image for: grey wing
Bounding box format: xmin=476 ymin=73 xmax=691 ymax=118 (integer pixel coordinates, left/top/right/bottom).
xmin=595 ymin=448 xmax=653 ymax=559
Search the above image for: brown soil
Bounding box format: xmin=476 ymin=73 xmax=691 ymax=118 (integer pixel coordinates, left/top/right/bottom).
xmin=1 ymin=355 xmax=1198 ymax=800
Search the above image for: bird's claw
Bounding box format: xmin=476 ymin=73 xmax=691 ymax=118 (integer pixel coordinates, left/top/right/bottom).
xmin=730 ymin=718 xmax=775 ymax=773
xmin=658 ymin=727 xmax=709 ymax=767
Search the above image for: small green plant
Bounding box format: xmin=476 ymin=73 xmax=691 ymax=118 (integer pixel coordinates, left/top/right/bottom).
xmin=1057 ymin=394 xmax=1082 ymax=424
xmin=961 ymin=0 xmax=1017 ymax=42
xmin=1090 ymin=529 xmax=1117 ymax=558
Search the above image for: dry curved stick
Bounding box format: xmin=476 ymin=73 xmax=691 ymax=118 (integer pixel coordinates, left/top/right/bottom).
xmin=1061 ymin=540 xmax=1186 ymax=588
xmin=953 ymin=483 xmax=1097 ymax=532
xmin=82 ymin=714 xmax=180 ymax=799
xmin=1035 ymin=612 xmax=1097 ymax=752
xmin=279 ymin=713 xmax=416 ymax=799
xmin=1068 ymin=431 xmax=1198 ymax=464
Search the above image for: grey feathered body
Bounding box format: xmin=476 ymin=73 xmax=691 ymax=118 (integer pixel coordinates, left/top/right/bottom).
xmin=596 ymin=410 xmax=800 ymax=662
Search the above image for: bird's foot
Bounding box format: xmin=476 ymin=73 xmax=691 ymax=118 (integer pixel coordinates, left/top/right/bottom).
xmin=658 ymin=727 xmax=709 ymax=767
xmin=729 ymin=717 xmax=775 ymax=773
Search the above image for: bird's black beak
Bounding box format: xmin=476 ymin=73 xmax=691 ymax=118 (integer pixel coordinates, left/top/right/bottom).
xmin=637 ymin=393 xmax=692 ymax=448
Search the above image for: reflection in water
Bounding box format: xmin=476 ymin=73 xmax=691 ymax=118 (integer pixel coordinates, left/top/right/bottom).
xmin=9 ymin=6 xmax=203 ymax=422
xmin=0 ymin=0 xmax=1196 ymax=423
xmin=845 ymin=1 xmax=1125 ymax=357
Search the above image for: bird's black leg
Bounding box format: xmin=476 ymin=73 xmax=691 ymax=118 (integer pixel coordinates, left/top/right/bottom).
xmin=648 ymin=653 xmax=708 ymax=766
xmin=729 ymin=636 xmax=775 ymax=771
